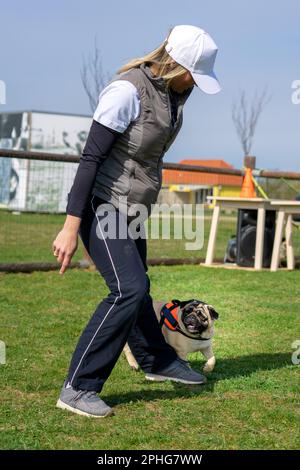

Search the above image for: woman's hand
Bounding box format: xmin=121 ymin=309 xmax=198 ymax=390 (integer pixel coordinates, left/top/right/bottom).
xmin=52 ymin=215 xmax=81 ymax=275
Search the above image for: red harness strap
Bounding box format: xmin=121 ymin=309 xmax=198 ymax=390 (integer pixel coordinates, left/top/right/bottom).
xmin=159 ymin=299 xmax=210 ymax=341
xmin=160 ymin=301 xmax=180 ymax=331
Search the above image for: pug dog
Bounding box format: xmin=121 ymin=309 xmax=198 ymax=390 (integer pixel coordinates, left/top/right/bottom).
xmin=123 ymin=299 xmax=219 ymax=373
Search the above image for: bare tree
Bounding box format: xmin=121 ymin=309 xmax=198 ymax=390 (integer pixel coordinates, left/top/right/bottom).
xmin=81 ymin=36 xmax=111 ymax=112
xmin=232 ymin=88 xmax=271 ymax=156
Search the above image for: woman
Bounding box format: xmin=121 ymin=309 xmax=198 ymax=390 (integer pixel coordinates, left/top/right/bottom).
xmin=53 ymin=24 xmax=221 ymax=418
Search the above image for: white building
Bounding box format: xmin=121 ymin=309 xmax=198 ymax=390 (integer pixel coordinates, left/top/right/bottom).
xmin=0 ymin=110 xmax=91 ymax=212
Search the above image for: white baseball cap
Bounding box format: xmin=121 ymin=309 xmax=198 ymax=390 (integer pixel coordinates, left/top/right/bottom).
xmin=165 ymin=25 xmax=221 ymax=94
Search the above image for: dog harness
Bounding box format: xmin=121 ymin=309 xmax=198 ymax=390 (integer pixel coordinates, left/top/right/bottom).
xmin=159 ymin=299 xmax=210 ymax=341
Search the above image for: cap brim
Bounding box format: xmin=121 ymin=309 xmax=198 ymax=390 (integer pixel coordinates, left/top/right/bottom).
xmin=191 ymin=70 xmax=221 ymax=94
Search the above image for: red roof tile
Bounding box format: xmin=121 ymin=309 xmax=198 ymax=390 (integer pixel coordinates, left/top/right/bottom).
xmin=163 ymin=159 xmax=243 ymax=187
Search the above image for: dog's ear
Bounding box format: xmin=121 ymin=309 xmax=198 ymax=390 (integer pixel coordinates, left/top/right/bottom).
xmin=208 ymin=305 xmax=219 ymax=320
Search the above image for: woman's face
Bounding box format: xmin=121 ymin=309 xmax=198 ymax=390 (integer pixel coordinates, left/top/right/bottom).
xmin=169 ymin=70 xmax=196 ymax=93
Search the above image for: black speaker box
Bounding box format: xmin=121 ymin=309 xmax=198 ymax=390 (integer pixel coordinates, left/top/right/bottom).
xmin=293 ymin=194 xmax=300 ymax=222
xmin=236 ymin=209 xmax=276 ymax=267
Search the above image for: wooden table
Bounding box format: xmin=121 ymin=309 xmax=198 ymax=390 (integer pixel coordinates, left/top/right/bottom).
xmin=269 ymin=200 xmax=300 ymax=271
xmin=204 ymin=196 xmax=300 ymax=271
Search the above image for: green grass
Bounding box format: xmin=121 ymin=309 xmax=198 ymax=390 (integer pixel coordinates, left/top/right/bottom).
xmin=1 ymin=208 xmax=299 ymax=264
xmin=0 ymin=210 xmax=85 ymax=264
xmin=0 ymin=208 xmax=239 ymax=263
xmin=0 ymin=266 xmax=299 ymax=450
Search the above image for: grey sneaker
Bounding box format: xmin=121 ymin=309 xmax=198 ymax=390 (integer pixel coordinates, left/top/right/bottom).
xmin=56 ymin=381 xmax=113 ymax=418
xmin=145 ymin=358 xmax=207 ymax=385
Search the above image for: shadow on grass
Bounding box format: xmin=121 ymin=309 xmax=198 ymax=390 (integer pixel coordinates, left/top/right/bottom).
xmin=106 ymin=352 xmax=292 ymax=406
xmin=190 ymin=352 xmax=292 ymax=381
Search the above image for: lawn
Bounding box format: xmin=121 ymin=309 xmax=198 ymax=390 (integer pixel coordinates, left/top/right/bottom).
xmin=1 ymin=208 xmax=299 ymax=265
xmin=0 ymin=265 xmax=299 ymax=450
xmin=0 ymin=208 xmax=240 ymax=263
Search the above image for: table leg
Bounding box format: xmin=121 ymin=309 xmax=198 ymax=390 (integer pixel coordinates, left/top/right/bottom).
xmin=285 ymin=214 xmax=295 ymax=270
xmin=271 ymin=210 xmax=286 ymax=272
xmin=205 ymin=203 xmax=220 ymax=266
xmin=254 ymin=207 xmax=266 ymax=270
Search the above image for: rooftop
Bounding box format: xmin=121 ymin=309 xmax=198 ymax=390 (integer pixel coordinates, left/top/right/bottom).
xmin=163 ymin=159 xmax=243 ymax=187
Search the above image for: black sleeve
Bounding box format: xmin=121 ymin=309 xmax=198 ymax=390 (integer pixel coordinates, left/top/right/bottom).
xmin=66 ymin=120 xmax=121 ymax=218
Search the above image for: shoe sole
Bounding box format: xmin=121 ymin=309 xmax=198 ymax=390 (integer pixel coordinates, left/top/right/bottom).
xmin=56 ymin=399 xmax=114 ymax=418
xmin=145 ymin=373 xmax=207 ymax=385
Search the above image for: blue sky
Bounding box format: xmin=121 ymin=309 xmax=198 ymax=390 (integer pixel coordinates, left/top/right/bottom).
xmin=0 ymin=0 xmax=299 ymax=170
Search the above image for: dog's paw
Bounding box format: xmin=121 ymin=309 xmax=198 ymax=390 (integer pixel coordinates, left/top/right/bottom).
xmin=203 ymin=364 xmax=214 ymax=373
xmin=203 ymin=358 xmax=215 ymax=373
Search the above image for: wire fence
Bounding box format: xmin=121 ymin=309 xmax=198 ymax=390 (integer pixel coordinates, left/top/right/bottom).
xmin=0 ymin=150 xmax=299 ymax=271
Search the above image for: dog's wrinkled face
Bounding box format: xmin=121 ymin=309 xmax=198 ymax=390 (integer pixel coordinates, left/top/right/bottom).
xmin=181 ymin=300 xmax=219 ymax=336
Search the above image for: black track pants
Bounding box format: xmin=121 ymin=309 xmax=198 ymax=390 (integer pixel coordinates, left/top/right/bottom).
xmin=66 ymin=194 xmax=177 ymax=392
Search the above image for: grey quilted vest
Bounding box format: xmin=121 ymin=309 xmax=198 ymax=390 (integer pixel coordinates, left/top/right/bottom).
xmin=92 ymin=63 xmax=193 ymax=218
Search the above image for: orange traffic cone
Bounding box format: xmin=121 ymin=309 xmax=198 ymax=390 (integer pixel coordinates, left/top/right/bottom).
xmin=240 ymin=168 xmax=256 ymax=198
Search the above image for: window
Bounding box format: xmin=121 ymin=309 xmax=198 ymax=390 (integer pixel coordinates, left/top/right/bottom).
xmin=195 ymin=187 xmax=213 ymax=204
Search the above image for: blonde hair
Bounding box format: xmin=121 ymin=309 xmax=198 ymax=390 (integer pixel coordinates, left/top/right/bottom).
xmin=117 ymin=30 xmax=188 ymax=89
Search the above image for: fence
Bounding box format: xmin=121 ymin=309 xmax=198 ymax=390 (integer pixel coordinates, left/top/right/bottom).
xmin=0 ymin=149 xmax=300 ymax=272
